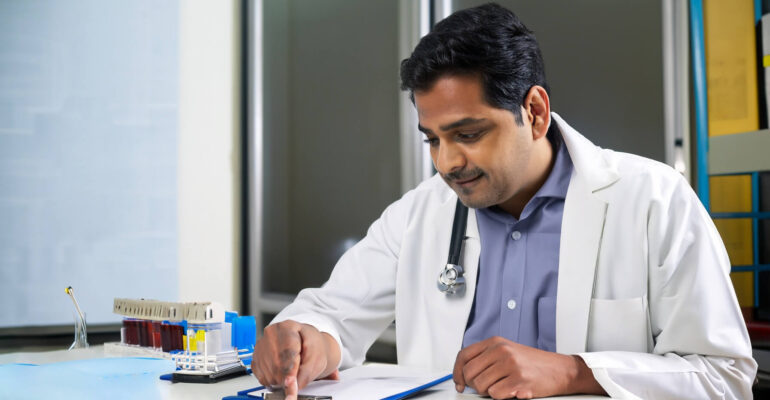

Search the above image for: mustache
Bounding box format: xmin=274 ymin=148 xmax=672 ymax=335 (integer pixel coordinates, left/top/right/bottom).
xmin=443 ymin=168 xmax=485 ymax=183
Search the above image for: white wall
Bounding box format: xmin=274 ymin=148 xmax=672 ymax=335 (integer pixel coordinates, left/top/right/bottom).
xmin=178 ymin=0 xmax=241 ymax=311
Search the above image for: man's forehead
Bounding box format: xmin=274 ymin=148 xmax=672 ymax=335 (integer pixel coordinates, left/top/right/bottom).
xmin=414 ymin=75 xmax=485 ymax=104
xmin=413 ymin=76 xmax=497 ymax=124
xmin=415 ymin=97 xmax=488 ymax=128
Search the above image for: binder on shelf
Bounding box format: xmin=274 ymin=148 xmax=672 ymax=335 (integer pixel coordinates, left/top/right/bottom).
xmin=731 ymin=270 xmax=755 ymax=309
xmin=713 ymin=218 xmax=754 ymax=266
xmin=762 ymin=14 xmax=770 ymax=126
xmin=710 ymin=174 xmax=754 ymax=302
xmin=703 ymin=0 xmax=760 ymax=136
xmin=710 ymin=175 xmax=753 ymax=213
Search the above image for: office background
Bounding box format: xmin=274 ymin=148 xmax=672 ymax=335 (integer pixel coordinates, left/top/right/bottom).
xmin=0 ymin=0 xmax=693 ymax=357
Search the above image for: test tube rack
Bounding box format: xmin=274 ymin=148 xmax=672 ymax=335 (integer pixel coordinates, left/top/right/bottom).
xmin=111 ymin=298 xmax=256 ymax=378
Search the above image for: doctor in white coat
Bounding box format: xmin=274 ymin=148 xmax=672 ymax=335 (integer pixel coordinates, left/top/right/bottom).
xmin=252 ymin=4 xmax=756 ymax=399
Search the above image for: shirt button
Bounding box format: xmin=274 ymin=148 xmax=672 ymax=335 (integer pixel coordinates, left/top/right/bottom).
xmin=507 ymin=299 xmax=517 ymax=310
xmin=511 ymin=231 xmax=522 ymax=240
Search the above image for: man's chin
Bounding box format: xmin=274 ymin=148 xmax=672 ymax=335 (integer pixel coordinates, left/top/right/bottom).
xmin=444 ymin=178 xmax=496 ymax=209
xmin=455 ymin=193 xmax=495 ymax=210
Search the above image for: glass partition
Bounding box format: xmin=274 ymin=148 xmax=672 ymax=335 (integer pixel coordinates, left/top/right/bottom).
xmin=0 ymin=0 xmax=179 ymax=328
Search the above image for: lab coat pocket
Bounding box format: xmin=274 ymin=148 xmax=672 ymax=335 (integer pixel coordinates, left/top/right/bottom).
xmin=586 ymin=296 xmax=649 ymax=352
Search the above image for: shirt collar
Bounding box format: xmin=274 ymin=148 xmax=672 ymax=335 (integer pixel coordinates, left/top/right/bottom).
xmin=479 ymin=128 xmax=574 ymax=223
xmin=532 ymin=130 xmax=573 ymax=200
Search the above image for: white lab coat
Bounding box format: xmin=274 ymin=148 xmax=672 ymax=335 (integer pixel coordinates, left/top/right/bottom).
xmin=272 ymin=113 xmax=757 ymax=399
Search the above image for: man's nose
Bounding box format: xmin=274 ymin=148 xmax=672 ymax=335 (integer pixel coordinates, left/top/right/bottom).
xmin=435 ymin=142 xmax=466 ymax=175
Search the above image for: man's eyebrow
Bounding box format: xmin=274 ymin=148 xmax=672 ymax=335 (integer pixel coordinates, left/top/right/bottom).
xmin=440 ymin=117 xmax=487 ymax=131
xmin=417 ymin=118 xmax=488 ymax=135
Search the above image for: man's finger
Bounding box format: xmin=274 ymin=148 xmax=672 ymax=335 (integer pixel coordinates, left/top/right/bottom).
xmin=295 ymin=324 xmax=317 ymax=389
xmin=272 ymin=330 xmax=301 ymax=400
xmin=453 ymin=340 xmax=491 ymax=392
xmin=468 ymin=360 xmax=507 ymax=396
xmin=461 ymin=348 xmax=499 ymax=389
xmin=251 ymin=357 xmax=261 ymax=383
xmin=256 ymin=354 xmax=273 ymax=386
xmin=296 ymin=353 xmax=318 ymax=390
xmin=453 ymin=349 xmax=468 ymax=392
xmin=458 ymin=339 xmax=491 ymax=363
xmin=276 ymin=327 xmax=302 ymax=380
xmin=324 ymin=369 xmax=340 ymax=380
xmin=284 ymin=375 xmax=299 ymax=400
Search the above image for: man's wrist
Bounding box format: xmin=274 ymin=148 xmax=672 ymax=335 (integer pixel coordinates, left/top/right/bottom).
xmin=565 ymin=355 xmax=606 ymax=396
xmin=320 ymin=332 xmax=341 ymax=376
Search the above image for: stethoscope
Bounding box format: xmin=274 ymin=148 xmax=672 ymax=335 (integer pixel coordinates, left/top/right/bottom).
xmin=437 ymin=199 xmax=468 ymax=295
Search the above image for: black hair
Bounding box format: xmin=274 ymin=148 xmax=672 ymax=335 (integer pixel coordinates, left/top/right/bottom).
xmin=399 ymin=3 xmax=548 ymax=125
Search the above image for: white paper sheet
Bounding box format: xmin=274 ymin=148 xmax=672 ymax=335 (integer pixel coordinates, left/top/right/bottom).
xmin=253 ymin=364 xmax=450 ymax=400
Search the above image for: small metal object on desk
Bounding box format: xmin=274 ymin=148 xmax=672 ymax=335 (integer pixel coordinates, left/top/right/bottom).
xmin=263 ymin=390 xmax=332 ymax=400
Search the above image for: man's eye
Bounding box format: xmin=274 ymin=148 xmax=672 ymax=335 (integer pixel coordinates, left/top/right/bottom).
xmin=423 ymin=137 xmax=439 ymax=146
xmin=458 ymin=131 xmax=483 ymax=141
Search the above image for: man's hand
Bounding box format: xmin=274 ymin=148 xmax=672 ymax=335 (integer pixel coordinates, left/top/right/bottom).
xmin=453 ymin=336 xmax=606 ymax=399
xmin=252 ymin=320 xmax=341 ymax=400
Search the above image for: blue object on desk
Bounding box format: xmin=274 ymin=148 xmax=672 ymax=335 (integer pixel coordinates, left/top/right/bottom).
xmin=226 ymin=311 xmax=239 ymax=323
xmin=381 ymin=373 xmax=453 ymax=400
xmin=220 ymin=384 xmax=266 ymax=399
xmin=232 ymin=316 xmax=257 ymax=350
xmin=0 ymin=357 xmax=174 ymax=400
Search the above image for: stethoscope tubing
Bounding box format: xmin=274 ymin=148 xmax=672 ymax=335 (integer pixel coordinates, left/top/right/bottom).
xmin=448 ymin=199 xmax=468 ymax=266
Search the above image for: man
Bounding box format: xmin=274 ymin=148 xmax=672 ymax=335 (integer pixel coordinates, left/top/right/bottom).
xmin=253 ymin=4 xmax=756 ymax=399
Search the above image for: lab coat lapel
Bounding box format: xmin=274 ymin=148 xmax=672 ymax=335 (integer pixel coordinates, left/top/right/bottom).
xmin=556 ymin=175 xmax=607 ymax=354
xmin=552 ymin=113 xmax=617 ymax=354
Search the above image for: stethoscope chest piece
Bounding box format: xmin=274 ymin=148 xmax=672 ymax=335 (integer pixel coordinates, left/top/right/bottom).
xmin=437 ymin=199 xmax=469 ymax=295
xmin=437 ymin=263 xmax=465 ymax=294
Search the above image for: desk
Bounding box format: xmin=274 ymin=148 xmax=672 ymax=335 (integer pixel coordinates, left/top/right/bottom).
xmin=0 ymin=346 xmax=608 ymax=399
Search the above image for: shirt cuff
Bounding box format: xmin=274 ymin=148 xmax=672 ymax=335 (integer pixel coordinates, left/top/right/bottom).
xmin=576 ymin=352 xmax=641 ymax=400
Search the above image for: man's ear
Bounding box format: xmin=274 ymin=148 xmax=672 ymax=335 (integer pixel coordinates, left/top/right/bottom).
xmin=523 ymin=85 xmax=550 ymax=140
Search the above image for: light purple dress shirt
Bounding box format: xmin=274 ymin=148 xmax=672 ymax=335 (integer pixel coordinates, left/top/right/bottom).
xmin=462 ymin=133 xmax=573 ymax=352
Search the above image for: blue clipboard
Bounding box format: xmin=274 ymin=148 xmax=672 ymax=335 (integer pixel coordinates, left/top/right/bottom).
xmin=221 ymin=384 xmax=266 ymax=400
xmin=221 ymin=373 xmax=452 ymax=400
xmin=380 ymin=374 xmax=453 ymax=400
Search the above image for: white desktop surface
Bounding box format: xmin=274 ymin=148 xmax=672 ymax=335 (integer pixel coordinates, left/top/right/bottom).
xmin=0 ymin=346 xmax=608 ymax=399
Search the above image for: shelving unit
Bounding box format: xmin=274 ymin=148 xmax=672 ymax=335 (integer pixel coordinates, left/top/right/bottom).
xmin=709 ymin=170 xmax=768 ymax=307
xmin=690 ymin=0 xmax=770 ymax=335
